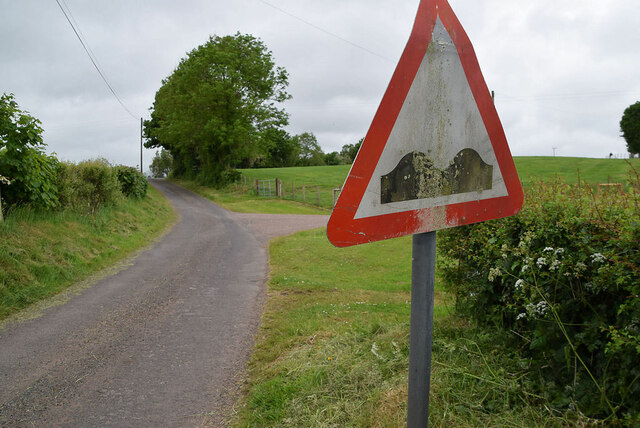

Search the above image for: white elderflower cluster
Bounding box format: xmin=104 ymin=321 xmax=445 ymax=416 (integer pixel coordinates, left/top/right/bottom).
xmin=591 ymin=253 xmax=606 ymax=264
xmin=514 ymin=279 xmax=525 ymax=292
xmin=526 ymin=301 xmax=549 ymax=317
xmin=501 ymin=244 xmax=509 ymax=260
xmin=518 ymin=231 xmax=535 ymax=250
xmin=521 ymin=257 xmax=533 ymax=273
xmin=0 ymin=175 xmax=10 ymax=185
xmin=533 ymin=247 xmax=565 ymax=272
xmin=488 ymin=267 xmax=501 ymax=282
xmin=575 ymin=262 xmax=587 ymax=275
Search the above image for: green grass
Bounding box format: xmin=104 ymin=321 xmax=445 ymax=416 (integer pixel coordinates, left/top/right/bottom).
xmin=240 ymin=165 xmax=349 ymax=209
xmin=173 ymin=179 xmax=329 ymax=214
xmin=514 ymin=156 xmax=640 ymax=188
xmin=172 ymin=157 xmax=640 ymax=215
xmin=240 ymin=157 xmax=640 ymax=208
xmin=234 ymin=229 xmax=586 ymax=427
xmin=0 ymin=186 xmax=176 ymax=321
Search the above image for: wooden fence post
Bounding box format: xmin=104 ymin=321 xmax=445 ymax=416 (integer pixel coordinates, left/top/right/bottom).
xmin=255 ymin=179 xmax=259 ymax=195
xmin=276 ymin=178 xmax=280 ymax=197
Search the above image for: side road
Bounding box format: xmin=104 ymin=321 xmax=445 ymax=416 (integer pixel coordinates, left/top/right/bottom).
xmin=0 ymin=179 xmax=328 ymax=427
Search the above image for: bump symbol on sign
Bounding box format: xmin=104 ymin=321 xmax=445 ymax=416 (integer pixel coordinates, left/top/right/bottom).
xmin=380 ymin=149 xmax=493 ymax=204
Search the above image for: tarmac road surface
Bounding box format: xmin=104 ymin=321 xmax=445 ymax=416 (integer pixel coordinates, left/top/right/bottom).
xmin=0 ymin=179 xmax=328 ymax=427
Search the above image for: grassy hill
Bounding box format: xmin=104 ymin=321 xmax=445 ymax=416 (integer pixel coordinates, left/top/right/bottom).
xmin=238 ymin=157 xmax=639 ymax=210
xmin=514 ymin=156 xmax=639 ymax=187
xmin=241 ymin=157 xmax=639 ymax=190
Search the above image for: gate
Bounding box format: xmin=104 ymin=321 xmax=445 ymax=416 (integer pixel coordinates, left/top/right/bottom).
xmin=257 ymin=179 xmax=277 ymax=197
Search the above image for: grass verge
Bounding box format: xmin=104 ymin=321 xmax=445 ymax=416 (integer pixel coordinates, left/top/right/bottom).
xmin=172 ymin=179 xmax=329 ymax=215
xmin=234 ymin=228 xmax=590 ymax=427
xmin=0 ymin=185 xmax=176 ymax=321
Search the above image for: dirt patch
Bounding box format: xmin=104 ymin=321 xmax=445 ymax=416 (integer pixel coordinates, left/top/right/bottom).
xmin=231 ymin=212 xmax=329 ymax=244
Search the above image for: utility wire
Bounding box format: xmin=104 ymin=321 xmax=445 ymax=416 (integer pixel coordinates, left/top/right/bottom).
xmin=60 ymin=0 xmax=105 ymax=74
xmin=54 ymin=0 xmax=138 ymax=120
xmin=257 ymin=0 xmax=393 ymax=63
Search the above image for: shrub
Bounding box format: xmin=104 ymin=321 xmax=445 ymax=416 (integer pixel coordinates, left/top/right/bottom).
xmin=115 ymin=166 xmax=148 ymax=199
xmin=57 ymin=159 xmax=122 ymax=214
xmin=0 ymin=93 xmax=59 ymax=209
xmin=439 ymin=178 xmax=640 ymax=420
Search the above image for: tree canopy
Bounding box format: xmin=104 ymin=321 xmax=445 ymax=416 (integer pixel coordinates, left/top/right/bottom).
xmin=0 ymin=93 xmax=59 ymax=209
xmin=149 ymin=149 xmax=173 ymax=178
xmin=144 ymin=33 xmax=290 ymax=185
xmin=294 ymin=132 xmax=325 ymax=166
xmin=620 ymin=101 xmax=640 ymax=157
xmin=340 ymin=138 xmax=363 ymax=164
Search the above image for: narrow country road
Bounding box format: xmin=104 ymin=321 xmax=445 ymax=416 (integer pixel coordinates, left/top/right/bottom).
xmin=0 ymin=180 xmax=328 ymax=427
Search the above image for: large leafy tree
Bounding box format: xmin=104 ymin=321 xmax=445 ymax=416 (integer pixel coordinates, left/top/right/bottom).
xmin=0 ymin=93 xmax=59 ymax=209
xmin=340 ymin=138 xmax=363 ymax=164
xmin=620 ymin=101 xmax=640 ymax=157
xmin=149 ymin=149 xmax=173 ymax=178
xmin=294 ymin=132 xmax=325 ymax=166
xmin=255 ymin=128 xmax=300 ymax=168
xmin=144 ymin=33 xmax=290 ymax=185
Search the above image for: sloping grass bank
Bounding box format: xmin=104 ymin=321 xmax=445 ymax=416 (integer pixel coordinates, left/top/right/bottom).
xmin=0 ymin=184 xmax=176 ymax=321
xmin=234 ymin=229 xmax=585 ymax=427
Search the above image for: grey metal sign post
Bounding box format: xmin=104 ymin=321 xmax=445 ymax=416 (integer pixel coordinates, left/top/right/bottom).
xmin=407 ymin=231 xmax=436 ymax=426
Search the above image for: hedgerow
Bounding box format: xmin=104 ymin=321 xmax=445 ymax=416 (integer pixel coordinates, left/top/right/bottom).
xmin=439 ymin=175 xmax=640 ymax=421
xmin=115 ymin=165 xmax=148 ymax=199
xmin=57 ymin=159 xmax=123 ymax=214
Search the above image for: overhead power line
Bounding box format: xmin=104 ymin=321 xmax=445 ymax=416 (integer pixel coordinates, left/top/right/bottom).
xmin=54 ymin=0 xmax=138 ymax=120
xmin=257 ymin=0 xmax=393 ymax=63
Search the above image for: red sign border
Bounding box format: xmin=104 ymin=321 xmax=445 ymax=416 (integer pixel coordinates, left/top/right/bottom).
xmin=327 ymin=0 xmax=523 ymax=247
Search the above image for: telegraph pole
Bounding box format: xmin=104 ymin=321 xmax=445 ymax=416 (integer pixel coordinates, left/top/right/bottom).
xmin=140 ymin=118 xmax=143 ymax=174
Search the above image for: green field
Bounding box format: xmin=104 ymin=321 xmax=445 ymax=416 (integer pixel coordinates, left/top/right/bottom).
xmin=230 ymin=156 xmax=640 ymax=425
xmin=238 ymin=157 xmax=640 ymax=210
xmin=172 ymin=179 xmax=329 ymax=215
xmin=234 ymin=229 xmax=581 ymax=427
xmin=513 ymin=156 xmax=639 ymax=187
xmin=239 ymin=165 xmax=348 ymax=210
xmin=0 ymin=186 xmax=176 ymax=321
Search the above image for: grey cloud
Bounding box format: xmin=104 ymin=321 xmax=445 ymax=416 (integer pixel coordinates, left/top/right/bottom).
xmin=1 ymin=0 xmax=637 ymax=171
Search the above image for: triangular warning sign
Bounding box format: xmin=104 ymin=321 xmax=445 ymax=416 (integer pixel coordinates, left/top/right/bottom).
xmin=328 ymin=0 xmax=523 ymax=247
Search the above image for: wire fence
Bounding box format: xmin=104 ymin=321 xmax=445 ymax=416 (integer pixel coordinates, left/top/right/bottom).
xmin=242 ymin=176 xmax=341 ymax=210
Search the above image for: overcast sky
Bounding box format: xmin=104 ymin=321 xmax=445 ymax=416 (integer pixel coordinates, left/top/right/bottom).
xmin=1 ymin=0 xmax=638 ymax=171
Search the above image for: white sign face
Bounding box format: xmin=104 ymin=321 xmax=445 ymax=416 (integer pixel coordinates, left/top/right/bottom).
xmin=354 ymin=18 xmax=508 ymax=220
